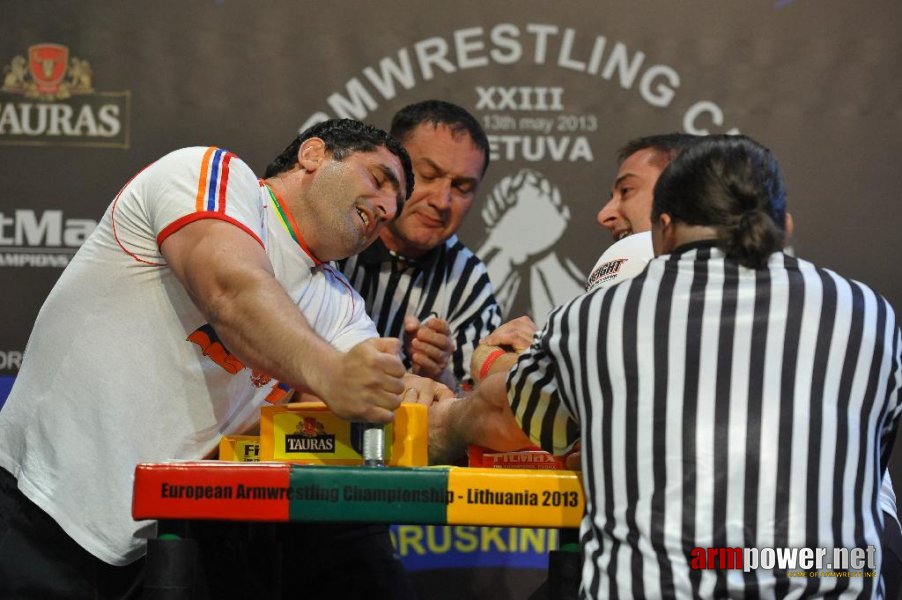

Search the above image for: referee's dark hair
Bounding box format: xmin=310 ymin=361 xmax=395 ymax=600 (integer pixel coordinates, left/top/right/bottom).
xmin=389 ymin=99 xmax=490 ymax=176
xmin=263 ymin=118 xmax=415 ymax=203
xmin=652 ymin=134 xmax=787 ymax=269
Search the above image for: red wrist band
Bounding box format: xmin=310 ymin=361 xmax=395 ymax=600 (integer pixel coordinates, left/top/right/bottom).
xmin=479 ymin=348 xmax=507 ymax=381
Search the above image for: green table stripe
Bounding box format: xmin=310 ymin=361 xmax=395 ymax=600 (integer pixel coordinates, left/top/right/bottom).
xmin=288 ymin=466 xmax=450 ymax=523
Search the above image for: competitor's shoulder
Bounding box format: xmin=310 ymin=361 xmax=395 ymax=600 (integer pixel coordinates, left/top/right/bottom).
xmin=323 ymin=263 xmax=366 ymax=299
xmin=322 ymin=263 xmax=377 ymax=334
xmin=586 ymin=231 xmax=653 ymax=292
xmin=153 ymin=146 xmax=255 ymax=178
xmin=323 ymin=262 xmax=354 ymax=284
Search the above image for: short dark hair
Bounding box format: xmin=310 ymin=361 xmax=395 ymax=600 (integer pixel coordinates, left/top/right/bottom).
xmin=390 ymin=100 xmax=490 ymax=176
xmin=264 ymin=118 xmax=415 ymax=204
xmin=652 ymin=134 xmax=787 ymax=269
xmin=617 ymin=133 xmax=700 ymax=167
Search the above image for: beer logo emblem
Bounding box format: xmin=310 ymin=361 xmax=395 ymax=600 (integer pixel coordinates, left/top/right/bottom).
xmin=29 ymin=45 xmax=68 ymax=94
xmin=285 ymin=418 xmax=336 ymax=453
xmin=1 ymin=43 xmax=130 ymax=147
xmin=299 ymin=417 xmax=324 ymax=437
xmin=2 ymin=44 xmax=93 ymax=100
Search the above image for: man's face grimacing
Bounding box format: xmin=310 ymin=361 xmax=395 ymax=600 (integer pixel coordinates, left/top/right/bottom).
xmin=305 ymin=145 xmax=406 ymax=261
xmin=596 ymin=147 xmax=667 ymax=242
xmin=380 ymin=123 xmax=486 ymax=259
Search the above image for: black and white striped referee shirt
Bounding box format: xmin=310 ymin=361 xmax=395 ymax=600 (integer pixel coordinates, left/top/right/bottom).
xmin=509 ymin=241 xmax=902 ymax=599
xmin=338 ymin=234 xmax=501 ymax=389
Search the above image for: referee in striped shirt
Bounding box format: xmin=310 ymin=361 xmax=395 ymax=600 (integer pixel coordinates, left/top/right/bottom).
xmin=339 ymin=101 xmax=501 ymax=391
xmin=497 ymin=135 xmax=901 ymax=597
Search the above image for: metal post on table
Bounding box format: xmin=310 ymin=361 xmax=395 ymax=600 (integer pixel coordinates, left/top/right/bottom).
xmin=361 ymin=423 xmax=385 ymax=467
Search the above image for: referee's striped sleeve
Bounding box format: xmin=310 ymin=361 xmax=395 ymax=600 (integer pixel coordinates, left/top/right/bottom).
xmin=338 ymin=236 xmax=501 ymax=387
xmin=508 ymin=301 xmax=582 ymax=455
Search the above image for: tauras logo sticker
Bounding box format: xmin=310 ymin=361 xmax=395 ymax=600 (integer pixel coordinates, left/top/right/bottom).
xmin=285 ymin=417 xmax=336 ymax=453
xmin=1 ymin=43 xmax=130 ymax=148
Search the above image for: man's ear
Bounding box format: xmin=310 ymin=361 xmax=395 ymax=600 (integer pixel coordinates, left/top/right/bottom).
xmin=783 ymin=212 xmax=794 ymax=247
xmin=652 ymin=212 xmax=676 ymax=256
xmin=297 ymin=137 xmax=326 ymax=172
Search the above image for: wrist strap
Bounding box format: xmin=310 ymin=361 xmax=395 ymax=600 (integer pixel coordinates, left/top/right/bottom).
xmin=478 ymin=348 xmax=508 ymax=381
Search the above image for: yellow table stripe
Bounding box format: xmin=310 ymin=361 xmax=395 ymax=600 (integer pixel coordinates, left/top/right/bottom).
xmin=446 ymin=467 xmax=584 ymax=528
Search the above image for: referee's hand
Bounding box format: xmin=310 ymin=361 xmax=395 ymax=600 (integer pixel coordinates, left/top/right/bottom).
xmin=480 ymin=315 xmax=538 ymax=352
xmin=564 ymin=441 xmax=582 ymax=471
xmin=404 ymin=315 xmax=454 ymax=380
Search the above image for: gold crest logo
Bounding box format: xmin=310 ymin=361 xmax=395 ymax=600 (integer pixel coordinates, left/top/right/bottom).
xmin=1 ymin=43 xmax=130 ymax=148
xmin=3 ymin=44 xmax=94 ymax=101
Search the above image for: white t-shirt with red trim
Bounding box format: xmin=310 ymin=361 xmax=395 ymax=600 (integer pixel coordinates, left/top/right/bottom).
xmin=0 ymin=146 xmax=376 ymax=566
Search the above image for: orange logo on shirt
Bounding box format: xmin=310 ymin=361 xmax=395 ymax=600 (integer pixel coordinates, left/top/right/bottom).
xmin=250 ymin=370 xmax=272 ymax=388
xmin=263 ymin=382 xmax=292 ymax=404
xmin=187 ymin=323 xmax=245 ymax=374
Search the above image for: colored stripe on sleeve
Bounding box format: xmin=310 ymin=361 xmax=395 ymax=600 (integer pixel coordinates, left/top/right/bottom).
xmin=207 ymin=149 xmax=223 ymax=211
xmin=193 ymin=147 xmax=235 ymax=213
xmin=217 ymin=151 xmax=234 ymax=213
xmin=195 ymin=146 xmax=216 ymax=212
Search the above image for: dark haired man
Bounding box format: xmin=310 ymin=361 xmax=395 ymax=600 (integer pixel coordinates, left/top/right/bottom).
xmin=448 ymin=133 xmax=902 ymax=598
xmin=595 ymin=133 xmax=901 ymax=598
xmin=450 ymin=135 xmax=902 ymax=598
xmin=0 ymin=119 xmax=416 ymax=597
xmin=339 ymin=100 xmax=501 ymax=393
xmin=472 ymin=136 xmax=701 ymax=381
xmin=472 ymin=134 xmax=700 ymax=394
xmin=586 ymin=133 xmax=699 ymax=290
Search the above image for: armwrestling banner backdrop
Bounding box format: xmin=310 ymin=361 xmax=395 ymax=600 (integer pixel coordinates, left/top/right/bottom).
xmin=1 ymin=2 xmax=900 ymax=597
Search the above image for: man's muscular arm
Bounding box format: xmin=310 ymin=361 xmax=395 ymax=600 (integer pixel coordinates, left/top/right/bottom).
xmin=162 ymin=219 xmax=405 ymax=423
xmin=428 ymin=372 xmax=533 ymax=464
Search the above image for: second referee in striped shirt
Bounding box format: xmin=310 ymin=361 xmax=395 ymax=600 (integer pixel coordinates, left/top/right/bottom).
xmin=339 ymin=100 xmax=502 ymax=392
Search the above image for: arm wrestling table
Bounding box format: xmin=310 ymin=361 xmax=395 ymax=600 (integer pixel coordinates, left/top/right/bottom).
xmin=132 ymin=461 xmax=584 ymax=599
